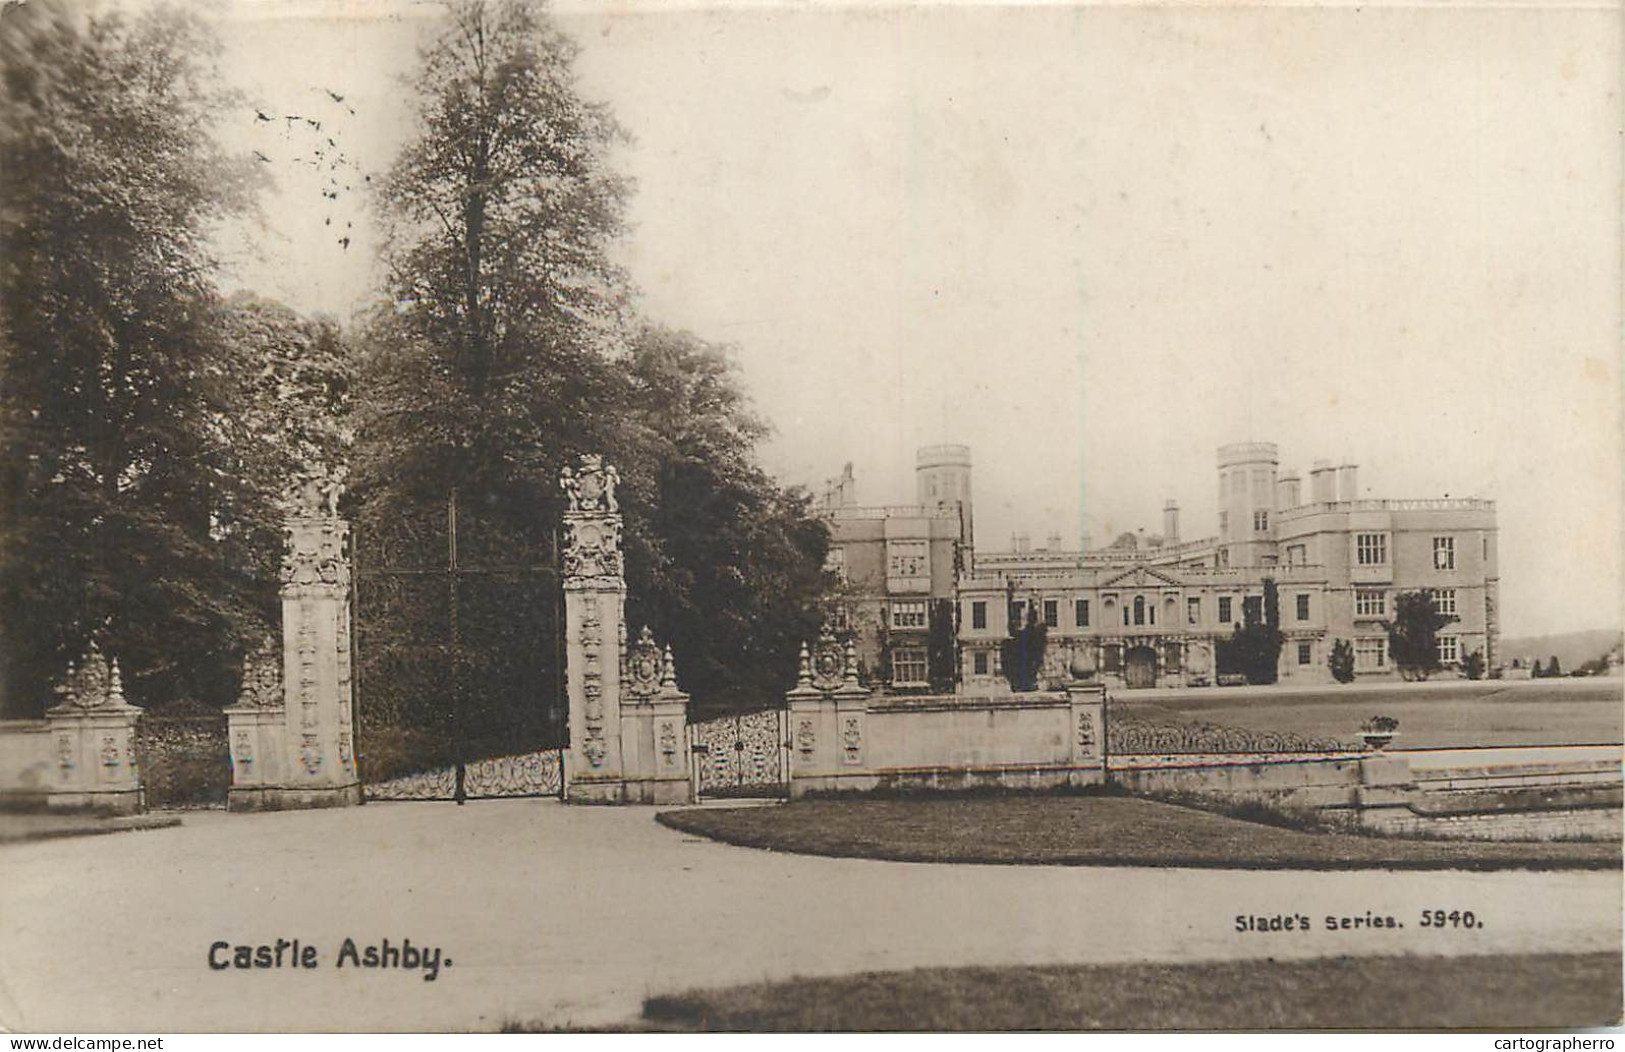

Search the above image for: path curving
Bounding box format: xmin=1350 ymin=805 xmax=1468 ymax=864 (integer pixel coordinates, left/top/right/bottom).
xmin=0 ymin=800 xmax=1617 ymax=1031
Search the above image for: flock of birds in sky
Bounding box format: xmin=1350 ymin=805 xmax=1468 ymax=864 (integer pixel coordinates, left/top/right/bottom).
xmin=250 ymin=87 xmax=369 ymax=252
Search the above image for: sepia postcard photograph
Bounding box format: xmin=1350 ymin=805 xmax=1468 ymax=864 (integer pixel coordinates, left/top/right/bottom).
xmin=0 ymin=0 xmax=1621 ymax=1037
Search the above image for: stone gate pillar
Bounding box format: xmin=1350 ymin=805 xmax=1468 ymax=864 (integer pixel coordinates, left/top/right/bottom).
xmin=785 ymin=626 xmax=869 ymax=797
xmin=620 ymin=628 xmax=692 ymax=804
xmin=45 ymin=642 xmax=144 ymax=814
xmin=1064 ymin=681 xmax=1107 ymax=787
xmin=560 ymin=454 xmax=630 ymax=802
xmin=226 ymin=482 xmax=361 ymax=810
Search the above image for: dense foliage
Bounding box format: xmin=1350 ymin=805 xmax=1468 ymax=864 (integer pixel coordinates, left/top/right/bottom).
xmin=0 ymin=3 xmax=301 ymax=714
xmin=0 ymin=0 xmax=829 ymax=733
xmin=1216 ymin=579 xmax=1285 ymax=685
xmin=350 ymin=0 xmax=829 ymax=744
xmin=927 ymin=598 xmax=959 ymax=692
xmin=1328 ymin=638 xmax=1356 ymax=684
xmin=617 ymin=327 xmax=830 ymax=714
xmin=1383 ymin=590 xmax=1457 ymax=681
xmin=1001 ymin=603 xmax=1048 ymax=692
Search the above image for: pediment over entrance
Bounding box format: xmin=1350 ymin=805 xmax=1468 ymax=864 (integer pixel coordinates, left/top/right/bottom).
xmin=1098 ymin=565 xmax=1185 ymax=590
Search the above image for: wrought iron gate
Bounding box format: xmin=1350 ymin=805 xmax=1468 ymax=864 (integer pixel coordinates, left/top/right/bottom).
xmin=350 ymin=488 xmax=565 ymax=801
xmin=690 ymin=708 xmax=788 ymax=798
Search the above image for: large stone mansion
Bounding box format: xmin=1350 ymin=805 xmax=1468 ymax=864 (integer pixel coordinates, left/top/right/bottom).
xmin=816 ymin=442 xmax=1500 ymax=691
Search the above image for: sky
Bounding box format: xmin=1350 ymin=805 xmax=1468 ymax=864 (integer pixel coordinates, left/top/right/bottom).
xmin=185 ymin=0 xmax=1621 ymax=639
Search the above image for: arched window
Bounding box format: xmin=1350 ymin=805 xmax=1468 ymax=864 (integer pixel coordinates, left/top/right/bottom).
xmin=1133 ymin=595 xmax=1146 ymax=626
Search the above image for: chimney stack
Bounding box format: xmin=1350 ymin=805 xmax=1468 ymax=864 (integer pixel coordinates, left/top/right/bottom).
xmin=1276 ymin=471 xmax=1301 ymax=510
xmin=1163 ymin=500 xmax=1180 ymax=544
xmin=1337 ymin=462 xmax=1360 ymax=502
xmin=1310 ymin=460 xmax=1337 ymax=504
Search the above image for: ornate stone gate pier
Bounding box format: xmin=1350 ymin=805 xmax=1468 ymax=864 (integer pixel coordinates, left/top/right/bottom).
xmin=560 ymin=454 xmax=692 ymax=804
xmin=225 ymin=483 xmax=362 ymax=810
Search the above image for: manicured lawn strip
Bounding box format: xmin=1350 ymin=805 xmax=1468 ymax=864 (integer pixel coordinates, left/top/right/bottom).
xmin=639 ymin=952 xmax=1623 ymax=1030
xmin=656 ymin=796 xmax=1622 ymax=870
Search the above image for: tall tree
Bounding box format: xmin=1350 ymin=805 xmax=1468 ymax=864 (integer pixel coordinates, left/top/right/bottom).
xmin=352 ymin=3 xmax=829 ymax=750
xmin=1216 ymin=579 xmax=1285 ymax=684
xmin=1001 ymin=589 xmax=1047 ymax=693
xmin=360 ymin=0 xmax=630 ymax=511
xmin=0 ymin=2 xmax=266 ymax=714
xmin=1328 ymin=637 xmax=1356 ymax=684
xmin=1383 ymin=590 xmax=1457 ymax=681
xmin=348 ymin=0 xmax=633 ymax=765
xmin=617 ymin=326 xmax=830 ymax=715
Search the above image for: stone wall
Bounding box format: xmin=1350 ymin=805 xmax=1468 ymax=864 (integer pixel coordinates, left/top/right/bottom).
xmin=1362 ymin=803 xmax=1622 ymax=841
xmin=786 ymin=675 xmax=1106 ymax=796
xmin=0 ymin=720 xmax=53 ymax=808
xmin=1108 ymin=748 xmax=1624 ymax=841
xmin=1109 ymin=754 xmax=1362 ymax=811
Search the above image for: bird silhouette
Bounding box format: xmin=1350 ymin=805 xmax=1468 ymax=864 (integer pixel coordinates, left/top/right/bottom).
xmin=253 ymin=150 xmax=271 ymax=163
xmin=338 ymin=237 xmax=351 ymax=251
xmin=254 ymin=109 xmax=273 ymax=122
xmin=324 ymin=88 xmax=345 ymax=103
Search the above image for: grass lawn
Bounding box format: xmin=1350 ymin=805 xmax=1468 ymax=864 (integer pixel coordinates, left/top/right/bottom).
xmin=657 ymin=795 xmax=1622 ymax=869
xmin=637 ymin=952 xmax=1623 ymax=1030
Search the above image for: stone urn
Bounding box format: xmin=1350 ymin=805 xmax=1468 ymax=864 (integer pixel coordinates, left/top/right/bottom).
xmin=1360 ymin=717 xmax=1400 ymax=752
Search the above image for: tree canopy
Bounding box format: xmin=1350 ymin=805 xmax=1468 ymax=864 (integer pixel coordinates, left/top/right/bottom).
xmin=1383 ymin=590 xmax=1457 ymax=681
xmin=1216 ymin=579 xmax=1284 ymax=685
xmin=0 ymin=2 xmax=285 ymax=714
xmin=350 ymin=0 xmax=829 ymax=741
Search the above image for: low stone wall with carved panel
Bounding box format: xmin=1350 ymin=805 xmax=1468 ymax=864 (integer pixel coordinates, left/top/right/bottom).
xmin=0 ymin=643 xmax=144 ymax=813
xmin=786 ymin=680 xmax=1107 ymax=796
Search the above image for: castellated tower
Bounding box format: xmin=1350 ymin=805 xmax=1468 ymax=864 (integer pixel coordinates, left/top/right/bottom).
xmin=916 ymin=444 xmax=974 ymax=548
xmin=1217 ymin=441 xmax=1279 ymax=568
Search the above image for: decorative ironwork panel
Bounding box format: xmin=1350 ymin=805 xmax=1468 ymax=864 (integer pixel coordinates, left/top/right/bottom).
xmin=1107 ymin=706 xmax=1356 ymax=755
xmin=351 ymin=489 xmax=564 ymax=799
xmin=362 ymin=764 xmax=459 ymax=801
xmin=364 ymin=748 xmax=563 ymax=801
xmin=692 ymin=710 xmax=784 ymax=795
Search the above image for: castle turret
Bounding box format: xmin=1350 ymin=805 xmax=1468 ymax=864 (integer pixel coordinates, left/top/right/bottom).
xmin=916 ymin=444 xmax=973 ymax=548
xmin=1218 ymin=441 xmax=1279 ymax=567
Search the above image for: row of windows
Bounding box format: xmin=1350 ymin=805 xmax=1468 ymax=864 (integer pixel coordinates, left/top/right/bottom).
xmin=964 ymin=592 xmax=1322 ymax=631
xmin=891 ymin=601 xmax=927 ymax=629
xmin=965 ymin=637 xmax=1467 ymax=676
xmin=1356 ymin=533 xmax=1466 ymax=569
xmin=1354 ymin=635 xmax=1462 ymax=667
xmin=951 ymin=588 xmax=1460 ymax=634
xmin=839 ymin=533 xmax=1477 ymax=588
xmin=1353 ymin=589 xmax=1457 ymax=619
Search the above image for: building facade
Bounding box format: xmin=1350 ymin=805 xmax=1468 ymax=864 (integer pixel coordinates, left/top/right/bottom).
xmin=819 ymin=441 xmax=1499 ymax=692
xmin=815 ymin=446 xmax=970 ymax=687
